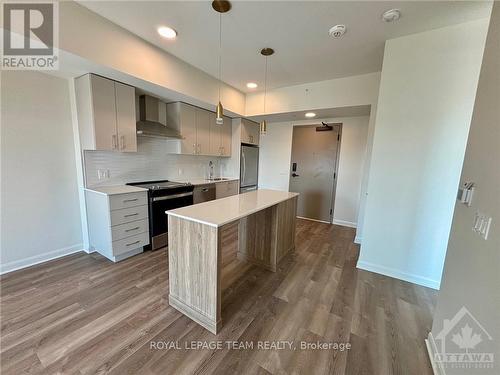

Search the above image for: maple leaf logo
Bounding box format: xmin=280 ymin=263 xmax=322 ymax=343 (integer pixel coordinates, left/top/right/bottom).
xmin=451 ymin=324 xmax=482 ymax=352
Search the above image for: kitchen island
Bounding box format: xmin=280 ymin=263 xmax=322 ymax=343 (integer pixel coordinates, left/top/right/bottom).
xmin=166 ymin=189 xmax=298 ymax=334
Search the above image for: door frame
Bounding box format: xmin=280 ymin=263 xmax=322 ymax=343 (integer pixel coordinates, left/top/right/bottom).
xmin=289 ymin=123 xmax=342 ymax=224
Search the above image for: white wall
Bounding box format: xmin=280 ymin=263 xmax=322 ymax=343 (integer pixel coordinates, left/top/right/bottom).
xmin=245 ymin=72 xmax=380 ymax=117
xmin=358 ymin=19 xmax=489 ymax=289
xmin=259 ymin=116 xmax=369 ymax=227
xmin=0 ymin=71 xmax=83 ymax=273
xmin=429 ymin=5 xmax=499 ymax=371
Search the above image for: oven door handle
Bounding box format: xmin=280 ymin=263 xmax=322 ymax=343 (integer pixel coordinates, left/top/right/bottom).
xmin=152 ymin=192 xmax=193 ymax=202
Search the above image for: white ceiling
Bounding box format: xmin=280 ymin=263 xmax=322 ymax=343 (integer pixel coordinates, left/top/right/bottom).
xmin=79 ymin=1 xmax=491 ymax=93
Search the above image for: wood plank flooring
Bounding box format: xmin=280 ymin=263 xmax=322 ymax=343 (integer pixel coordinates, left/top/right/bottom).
xmin=0 ymin=219 xmax=436 ymax=374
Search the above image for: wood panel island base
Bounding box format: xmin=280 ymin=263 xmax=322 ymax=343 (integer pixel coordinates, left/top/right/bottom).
xmin=166 ymin=189 xmax=298 ymax=334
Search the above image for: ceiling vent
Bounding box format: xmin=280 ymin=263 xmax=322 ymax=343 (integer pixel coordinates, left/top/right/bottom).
xmin=329 ymin=25 xmax=346 ymax=38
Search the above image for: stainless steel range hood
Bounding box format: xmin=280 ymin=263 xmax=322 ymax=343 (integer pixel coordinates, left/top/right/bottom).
xmin=136 ymin=95 xmax=182 ymax=139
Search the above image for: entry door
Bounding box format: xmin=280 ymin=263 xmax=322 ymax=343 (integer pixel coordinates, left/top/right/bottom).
xmin=289 ymin=124 xmax=341 ymax=222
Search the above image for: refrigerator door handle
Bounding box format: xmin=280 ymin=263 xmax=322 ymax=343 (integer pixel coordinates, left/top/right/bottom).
xmin=242 ymin=151 xmax=246 ymax=184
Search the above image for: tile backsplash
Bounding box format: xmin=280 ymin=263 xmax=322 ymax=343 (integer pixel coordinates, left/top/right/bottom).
xmin=84 ymin=137 xmax=234 ymax=187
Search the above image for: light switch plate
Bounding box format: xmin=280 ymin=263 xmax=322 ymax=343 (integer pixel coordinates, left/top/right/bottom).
xmin=473 ymin=212 xmax=492 ymax=240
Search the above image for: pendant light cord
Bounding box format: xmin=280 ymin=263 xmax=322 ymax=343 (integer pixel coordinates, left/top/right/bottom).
xmin=263 ymin=55 xmax=268 ymax=113
xmin=218 ymin=13 xmax=222 ymax=102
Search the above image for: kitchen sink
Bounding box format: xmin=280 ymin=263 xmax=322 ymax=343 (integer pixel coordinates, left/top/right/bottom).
xmin=207 ymin=177 xmax=230 ymax=181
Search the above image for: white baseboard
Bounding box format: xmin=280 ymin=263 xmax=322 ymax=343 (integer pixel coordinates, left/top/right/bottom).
xmin=354 ymin=235 xmax=362 ymax=244
xmin=425 ymin=332 xmax=446 ymax=375
xmin=0 ymin=244 xmax=83 ymax=275
xmin=332 ymin=219 xmax=357 ymax=228
xmin=356 ymin=260 xmax=440 ymax=290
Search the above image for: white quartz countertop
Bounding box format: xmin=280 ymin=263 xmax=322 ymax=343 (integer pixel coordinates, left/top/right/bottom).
xmin=85 ymin=185 xmax=148 ymax=195
xmin=167 ymin=189 xmax=299 ymax=227
xmin=85 ymin=177 xmax=238 ymax=196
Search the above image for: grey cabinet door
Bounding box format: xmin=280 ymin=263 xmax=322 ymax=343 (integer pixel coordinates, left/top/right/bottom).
xmin=115 ymin=82 xmax=137 ymax=152
xmin=90 ymin=75 xmax=117 ymax=151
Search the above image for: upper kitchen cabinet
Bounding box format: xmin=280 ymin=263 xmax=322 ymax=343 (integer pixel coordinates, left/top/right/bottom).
xmin=167 ymin=102 xmax=197 ymax=154
xmin=195 ymin=107 xmax=211 ymax=155
xmin=221 ymin=116 xmax=232 ymax=157
xmin=167 ymin=102 xmax=231 ymax=157
xmin=240 ymin=118 xmax=260 ymax=146
xmin=114 ymin=82 xmax=137 ymax=152
xmin=75 ymin=74 xmax=137 ymax=152
xmin=209 ymin=114 xmax=232 ymax=157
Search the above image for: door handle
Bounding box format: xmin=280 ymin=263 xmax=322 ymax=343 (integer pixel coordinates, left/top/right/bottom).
xmin=241 ymin=152 xmax=246 ymax=182
xmin=123 ymin=198 xmax=138 ymax=203
xmin=292 ymin=173 xmax=300 ymax=177
xmin=126 ymin=240 xmax=141 ymax=247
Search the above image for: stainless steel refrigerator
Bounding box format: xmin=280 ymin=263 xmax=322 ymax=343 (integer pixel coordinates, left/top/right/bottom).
xmin=240 ymin=144 xmax=259 ymax=193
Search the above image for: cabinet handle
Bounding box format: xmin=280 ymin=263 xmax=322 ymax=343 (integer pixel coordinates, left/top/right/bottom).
xmin=112 ymin=134 xmax=117 ymax=150
xmin=120 ymin=135 xmax=125 ymax=150
xmin=124 ymin=213 xmax=139 ymax=218
xmin=125 ymin=226 xmax=140 ymax=232
xmin=123 ymin=198 xmax=138 ymax=203
xmin=197 ymin=144 xmax=201 ymax=154
xmin=193 ymin=143 xmax=196 ymax=154
xmin=126 ymin=240 xmax=141 ymax=247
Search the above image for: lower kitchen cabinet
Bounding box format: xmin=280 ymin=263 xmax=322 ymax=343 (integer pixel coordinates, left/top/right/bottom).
xmin=216 ymin=180 xmax=239 ymax=199
xmin=85 ymin=189 xmax=149 ymax=262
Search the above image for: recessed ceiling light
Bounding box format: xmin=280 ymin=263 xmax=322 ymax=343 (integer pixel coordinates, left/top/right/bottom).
xmin=305 ymin=112 xmax=316 ymax=118
xmin=329 ymin=25 xmax=346 ymax=38
xmin=246 ymin=82 xmax=258 ymax=89
xmin=157 ymin=26 xmax=177 ymax=39
xmin=382 ymin=9 xmax=401 ymax=23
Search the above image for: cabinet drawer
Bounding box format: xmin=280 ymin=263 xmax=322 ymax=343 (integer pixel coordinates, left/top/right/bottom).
xmin=111 ymin=219 xmax=149 ymax=241
xmin=110 ymin=205 xmax=148 ymax=226
xmin=109 ymin=192 xmax=148 ymax=211
xmin=112 ymin=232 xmax=149 ymax=256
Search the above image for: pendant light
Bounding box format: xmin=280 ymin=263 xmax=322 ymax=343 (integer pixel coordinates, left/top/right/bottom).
xmin=260 ymin=47 xmax=274 ymax=135
xmin=212 ymin=1 xmax=231 ymax=125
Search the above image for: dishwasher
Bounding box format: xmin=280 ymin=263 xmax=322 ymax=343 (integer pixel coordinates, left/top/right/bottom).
xmin=193 ymin=183 xmax=216 ymax=204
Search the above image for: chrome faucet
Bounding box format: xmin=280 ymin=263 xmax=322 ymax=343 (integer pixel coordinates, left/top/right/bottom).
xmin=208 ymin=161 xmax=214 ymax=180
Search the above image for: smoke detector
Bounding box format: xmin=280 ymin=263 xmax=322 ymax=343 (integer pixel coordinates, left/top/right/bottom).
xmin=329 ymin=25 xmax=346 ymax=38
xmin=382 ymin=9 xmax=401 ymax=23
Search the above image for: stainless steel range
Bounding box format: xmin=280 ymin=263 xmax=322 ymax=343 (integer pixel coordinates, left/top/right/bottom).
xmin=126 ymin=180 xmax=194 ymax=250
